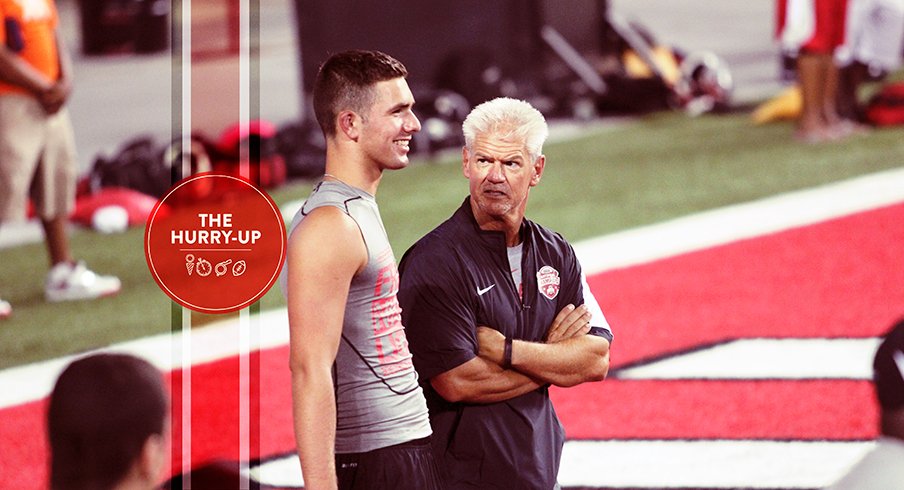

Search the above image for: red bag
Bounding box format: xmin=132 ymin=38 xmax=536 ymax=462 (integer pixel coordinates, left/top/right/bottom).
xmin=865 ymin=82 xmax=904 ymax=127
xmin=216 ymin=120 xmax=287 ymax=189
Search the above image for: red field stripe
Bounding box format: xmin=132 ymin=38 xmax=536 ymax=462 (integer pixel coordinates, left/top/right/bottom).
xmin=552 ymin=379 xmax=878 ymax=440
xmin=169 ymin=345 xmax=295 ymax=475
xmin=0 ymin=345 xmax=296 ymax=490
xmin=0 ymin=400 xmax=47 ymax=489
xmin=590 ymin=203 xmax=904 ymax=368
xmin=2 ymin=373 xmax=878 ymax=489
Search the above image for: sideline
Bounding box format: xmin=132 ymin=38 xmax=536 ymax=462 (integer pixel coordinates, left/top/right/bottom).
xmin=0 ymin=118 xmax=619 ymax=250
xmin=1 ymin=167 xmax=903 ymax=409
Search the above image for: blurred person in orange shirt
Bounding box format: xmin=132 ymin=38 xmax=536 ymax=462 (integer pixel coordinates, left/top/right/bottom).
xmin=0 ymin=0 xmax=120 ymax=320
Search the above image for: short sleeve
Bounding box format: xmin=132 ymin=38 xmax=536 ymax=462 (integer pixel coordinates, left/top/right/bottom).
xmin=562 ymin=237 xmax=613 ymax=342
xmin=581 ymin=269 xmax=613 ymax=342
xmin=398 ymin=245 xmax=478 ymax=381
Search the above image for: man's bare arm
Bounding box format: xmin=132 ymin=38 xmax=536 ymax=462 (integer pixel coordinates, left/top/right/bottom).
xmin=39 ymin=32 xmax=73 ymax=114
xmin=0 ymin=45 xmax=53 ymax=95
xmin=431 ymin=285 xmax=609 ymax=403
xmin=430 ymin=355 xmax=543 ymax=404
xmin=286 ymin=207 xmax=366 ymax=490
xmin=511 ymin=335 xmax=610 ymax=387
xmin=477 ymin=304 xmax=610 ymax=387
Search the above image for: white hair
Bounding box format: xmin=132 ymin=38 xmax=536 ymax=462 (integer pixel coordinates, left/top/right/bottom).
xmin=462 ymin=97 xmax=549 ymax=162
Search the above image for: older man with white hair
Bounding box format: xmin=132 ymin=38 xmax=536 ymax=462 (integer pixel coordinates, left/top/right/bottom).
xmin=399 ymin=97 xmax=613 ymax=490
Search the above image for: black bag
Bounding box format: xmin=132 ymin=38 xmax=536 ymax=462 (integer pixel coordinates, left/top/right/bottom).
xmin=274 ymin=120 xmax=326 ymax=179
xmin=88 ymin=136 xmax=171 ymax=198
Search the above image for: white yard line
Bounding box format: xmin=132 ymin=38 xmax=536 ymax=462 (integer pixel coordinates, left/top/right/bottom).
xmin=0 ymin=309 xmax=290 ymax=408
xmin=249 ymin=439 xmax=876 ymax=489
xmin=2 ymin=168 xmax=903 ymax=410
xmin=615 ymin=338 xmax=882 ymax=380
xmin=574 ymin=167 xmax=904 ymax=274
xmin=558 ymin=439 xmax=874 ymax=489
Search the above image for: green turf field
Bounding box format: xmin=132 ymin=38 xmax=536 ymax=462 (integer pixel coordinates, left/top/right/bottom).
xmin=0 ymin=111 xmax=901 ymax=369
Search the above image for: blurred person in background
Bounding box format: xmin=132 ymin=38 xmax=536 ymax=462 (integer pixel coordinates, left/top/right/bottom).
xmin=48 ymin=353 xmax=169 ymax=490
xmin=0 ymin=0 xmax=120 ymax=319
xmin=398 ymin=97 xmax=612 ymax=490
xmin=825 ymin=317 xmax=904 ymax=489
xmin=777 ymin=0 xmax=856 ymax=142
xmin=279 ymin=50 xmax=442 ymax=490
xmin=835 ymin=0 xmax=904 ymax=121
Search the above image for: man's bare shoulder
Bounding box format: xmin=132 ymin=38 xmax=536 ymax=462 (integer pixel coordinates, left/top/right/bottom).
xmin=287 ymin=206 xmax=366 ymax=272
xmin=290 ymin=206 xmax=358 ymax=241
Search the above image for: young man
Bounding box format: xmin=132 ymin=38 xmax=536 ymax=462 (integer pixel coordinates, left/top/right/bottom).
xmin=0 ymin=0 xmax=120 ymax=319
xmin=48 ymin=353 xmax=169 ymax=490
xmin=825 ymin=318 xmax=904 ymax=489
xmin=280 ymin=50 xmax=440 ymax=490
xmin=398 ymin=97 xmax=613 ymax=489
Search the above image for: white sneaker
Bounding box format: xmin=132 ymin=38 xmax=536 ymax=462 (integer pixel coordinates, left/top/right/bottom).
xmin=0 ymin=299 xmax=10 ymax=319
xmin=45 ymin=261 xmax=122 ymax=302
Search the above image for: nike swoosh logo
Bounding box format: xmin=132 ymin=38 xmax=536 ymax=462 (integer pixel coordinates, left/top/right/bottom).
xmin=477 ymin=284 xmax=496 ymax=296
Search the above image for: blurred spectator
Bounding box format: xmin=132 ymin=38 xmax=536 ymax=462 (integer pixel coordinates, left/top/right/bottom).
xmin=825 ymin=318 xmax=904 ymax=489
xmin=48 ymin=353 xmax=169 ymax=490
xmin=835 ymin=0 xmax=904 ymax=121
xmin=777 ymin=0 xmax=852 ymax=142
xmin=0 ymin=0 xmax=120 ymax=319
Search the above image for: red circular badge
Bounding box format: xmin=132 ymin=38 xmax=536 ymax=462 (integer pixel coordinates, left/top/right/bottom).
xmin=145 ymin=173 xmax=287 ymax=314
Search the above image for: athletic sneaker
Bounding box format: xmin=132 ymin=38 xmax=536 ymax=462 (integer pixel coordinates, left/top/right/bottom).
xmin=45 ymin=261 xmax=122 ymax=302
xmin=0 ymin=299 xmax=10 ymax=319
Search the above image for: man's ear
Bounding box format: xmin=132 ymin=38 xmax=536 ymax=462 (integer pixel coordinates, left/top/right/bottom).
xmin=337 ymin=110 xmax=360 ymax=141
xmin=530 ymin=155 xmax=546 ymax=187
xmin=137 ymin=433 xmax=167 ymax=484
xmin=461 ymin=146 xmax=471 ymax=179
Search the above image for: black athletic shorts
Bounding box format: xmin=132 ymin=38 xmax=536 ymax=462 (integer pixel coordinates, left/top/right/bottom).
xmin=335 ymin=436 xmax=444 ymax=490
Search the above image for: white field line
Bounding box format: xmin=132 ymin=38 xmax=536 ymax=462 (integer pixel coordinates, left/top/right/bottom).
xmin=249 ymin=440 xmax=876 ymax=489
xmin=558 ymin=439 xmax=874 ymax=489
xmin=0 ymin=309 xmax=290 ymax=408
xmin=1 ymin=168 xmax=903 ymax=410
xmin=574 ymin=166 xmax=904 ymax=274
xmin=614 ymin=338 xmax=882 ymax=380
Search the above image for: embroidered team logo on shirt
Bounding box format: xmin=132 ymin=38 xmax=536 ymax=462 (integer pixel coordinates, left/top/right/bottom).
xmin=537 ymin=265 xmax=560 ymax=300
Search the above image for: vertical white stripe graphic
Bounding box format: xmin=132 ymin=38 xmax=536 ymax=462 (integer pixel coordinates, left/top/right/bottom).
xmin=239 ymin=0 xmax=251 ymax=181
xmin=239 ymin=1 xmax=253 ymax=487
xmin=240 ymin=308 xmax=251 ymax=489
xmin=180 ymin=0 xmax=193 ymax=484
xmin=181 ymin=306 xmax=192 ymax=488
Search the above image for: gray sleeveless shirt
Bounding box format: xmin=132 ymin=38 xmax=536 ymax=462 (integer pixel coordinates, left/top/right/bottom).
xmin=280 ymin=180 xmax=431 ymax=453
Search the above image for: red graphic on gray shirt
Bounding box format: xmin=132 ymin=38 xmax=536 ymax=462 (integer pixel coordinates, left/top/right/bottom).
xmin=371 ymin=259 xmax=414 ymax=376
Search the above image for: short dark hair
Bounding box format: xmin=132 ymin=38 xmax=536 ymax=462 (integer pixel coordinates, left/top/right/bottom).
xmin=312 ymin=50 xmax=408 ymax=138
xmin=48 ymin=353 xmax=168 ymax=490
